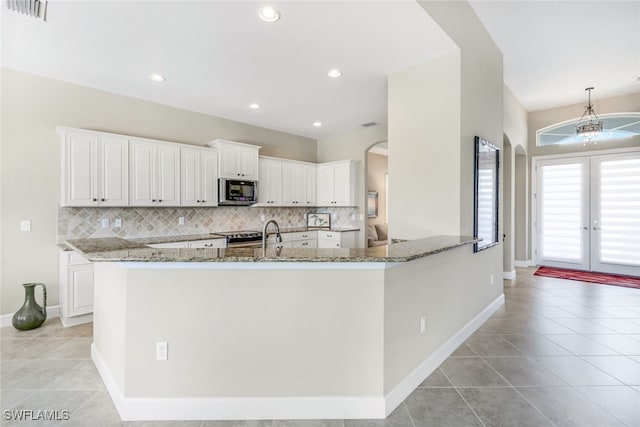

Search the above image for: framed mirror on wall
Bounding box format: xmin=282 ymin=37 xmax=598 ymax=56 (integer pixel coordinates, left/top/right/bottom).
xmin=474 ymin=136 xmax=500 ymax=252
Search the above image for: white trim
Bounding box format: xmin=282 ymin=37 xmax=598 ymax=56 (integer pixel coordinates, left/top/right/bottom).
xmin=383 ymin=293 xmax=505 ymax=416
xmin=514 ymin=260 xmax=534 ymax=268
xmin=91 ymin=294 xmax=505 ymax=421
xmin=60 ymin=313 xmax=93 ymax=328
xmin=532 ymin=146 xmax=640 ymax=162
xmin=92 ymin=344 xmax=385 ymax=421
xmin=503 ymin=270 xmax=516 ymax=280
xmin=0 ymin=305 xmax=60 ymax=328
xmin=115 ymin=262 xmax=396 ymax=270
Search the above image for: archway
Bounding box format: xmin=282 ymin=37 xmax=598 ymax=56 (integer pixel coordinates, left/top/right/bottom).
xmin=365 ymin=141 xmax=388 ymax=247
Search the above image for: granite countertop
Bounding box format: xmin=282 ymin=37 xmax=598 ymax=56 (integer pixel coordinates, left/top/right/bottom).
xmin=65 ymin=235 xmax=478 ymax=263
xmin=278 ymin=227 xmax=360 ymax=233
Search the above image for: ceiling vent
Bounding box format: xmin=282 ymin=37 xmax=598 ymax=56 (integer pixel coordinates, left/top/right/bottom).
xmin=5 ymin=0 xmax=47 ymax=20
xmin=361 ymin=121 xmax=377 ymax=128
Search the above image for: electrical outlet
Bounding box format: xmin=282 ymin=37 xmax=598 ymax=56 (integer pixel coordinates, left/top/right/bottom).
xmin=101 ymin=218 xmax=110 ymax=229
xmin=20 ymin=220 xmax=31 ymax=232
xmin=114 ymin=218 xmax=122 ymax=228
xmin=260 ymin=214 xmax=266 ymax=222
xmin=156 ymin=342 xmax=168 ymax=361
xmin=351 ymin=213 xmax=356 ymax=220
xmin=420 ymin=315 xmax=427 ymax=334
xmin=178 ymin=216 xmax=185 ymax=225
xmin=490 ymin=274 xmax=494 ymax=285
xmin=359 ymin=214 xmax=364 ymax=221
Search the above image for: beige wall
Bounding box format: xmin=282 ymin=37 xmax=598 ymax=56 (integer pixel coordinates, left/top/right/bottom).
xmin=503 ymin=86 xmax=529 ymax=271
xmin=317 ymin=125 xmax=388 ymax=246
xmin=388 ymin=52 xmax=461 ymax=239
xmin=0 ymin=68 xmax=316 ymax=315
xmin=366 ymin=152 xmax=388 ymax=226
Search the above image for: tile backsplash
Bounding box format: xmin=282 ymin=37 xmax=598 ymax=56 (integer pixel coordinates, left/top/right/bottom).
xmin=57 ymin=206 xmax=359 ymax=242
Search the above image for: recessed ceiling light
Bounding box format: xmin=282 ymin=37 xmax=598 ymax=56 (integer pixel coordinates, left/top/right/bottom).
xmin=327 ymin=69 xmax=342 ymax=78
xmin=148 ymin=73 xmax=165 ymax=82
xmin=249 ymin=103 xmax=260 ymax=109
xmin=313 ymin=122 xmax=323 ymax=127
xmin=258 ymin=6 xmax=280 ymax=22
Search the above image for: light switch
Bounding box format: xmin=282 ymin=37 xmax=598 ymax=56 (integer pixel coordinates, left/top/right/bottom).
xmin=178 ymin=216 xmax=185 ymax=225
xmin=20 ymin=220 xmax=31 ymax=232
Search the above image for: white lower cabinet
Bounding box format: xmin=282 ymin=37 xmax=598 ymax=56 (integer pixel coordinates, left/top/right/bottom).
xmin=317 ymin=230 xmax=357 ymax=248
xmin=59 ymin=251 xmax=94 ymax=327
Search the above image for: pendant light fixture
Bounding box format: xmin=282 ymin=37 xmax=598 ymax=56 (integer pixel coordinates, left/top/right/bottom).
xmin=576 ymin=87 xmax=603 ymax=138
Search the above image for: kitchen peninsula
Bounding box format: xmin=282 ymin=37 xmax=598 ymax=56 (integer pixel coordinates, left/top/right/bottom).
xmin=67 ymin=234 xmax=504 ymax=422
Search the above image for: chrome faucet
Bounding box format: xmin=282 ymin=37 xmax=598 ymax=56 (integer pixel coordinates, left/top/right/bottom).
xmin=262 ymin=220 xmax=282 ymax=250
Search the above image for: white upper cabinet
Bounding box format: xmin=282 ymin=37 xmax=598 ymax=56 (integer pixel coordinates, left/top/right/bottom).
xmin=207 ymin=139 xmax=260 ymax=180
xmin=130 ymin=140 xmax=180 ymax=206
xmin=181 ymin=147 xmax=218 ymax=207
xmin=316 ymin=160 xmax=358 ymax=206
xmin=59 ymin=128 xmax=128 ymax=207
xmin=258 ymin=157 xmax=282 ymax=205
xmin=281 ymin=160 xmax=316 ymax=206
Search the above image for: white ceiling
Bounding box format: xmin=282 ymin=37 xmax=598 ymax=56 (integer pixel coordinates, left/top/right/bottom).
xmin=3 ymin=2 xmax=638 ymax=141
xmin=1 ymin=0 xmax=456 ymax=140
xmin=469 ymin=0 xmax=640 ymax=112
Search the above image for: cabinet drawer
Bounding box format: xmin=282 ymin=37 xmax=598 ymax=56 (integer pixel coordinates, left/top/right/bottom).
xmin=290 ymin=239 xmax=316 ymax=248
xmin=288 ymin=231 xmax=316 ymax=241
xmin=266 ymin=233 xmax=291 ymax=243
xmin=317 ymin=231 xmax=340 ymax=240
xmin=189 ymin=239 xmax=227 ymax=248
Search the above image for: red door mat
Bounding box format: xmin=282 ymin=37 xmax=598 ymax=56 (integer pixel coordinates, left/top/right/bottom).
xmin=534 ymin=266 xmax=640 ymax=289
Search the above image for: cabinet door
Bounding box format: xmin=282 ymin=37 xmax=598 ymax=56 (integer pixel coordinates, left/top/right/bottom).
xmin=318 ymin=238 xmax=341 ymax=248
xmin=156 ymin=144 xmax=181 ymax=206
xmin=63 ymin=133 xmax=99 ymax=206
xmin=67 ymin=264 xmax=94 ymax=317
xmin=258 ymin=158 xmax=282 ymax=205
xmin=181 ymin=148 xmax=200 ymax=207
xmin=200 ymin=150 xmax=218 ymax=206
xmin=219 ymin=144 xmax=240 ymax=178
xmin=129 ymin=140 xmax=156 ymax=206
xmin=281 ymin=161 xmax=296 ymax=205
xmin=147 ymin=242 xmax=190 ymax=248
xmin=240 ymin=148 xmax=259 ymax=180
xmin=305 ymin=164 xmax=316 ymax=206
xmin=292 ymin=163 xmax=307 ymax=205
xmin=100 ymin=136 xmax=129 ymax=206
xmin=333 ymin=161 xmax=353 ymax=206
xmin=316 ymin=164 xmax=334 ymax=206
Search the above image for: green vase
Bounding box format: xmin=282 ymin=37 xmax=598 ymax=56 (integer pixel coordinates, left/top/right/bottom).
xmin=12 ymin=283 xmax=47 ymax=331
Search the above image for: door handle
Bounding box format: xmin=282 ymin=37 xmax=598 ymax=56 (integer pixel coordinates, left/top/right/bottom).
xmin=593 ymin=226 xmax=601 ymax=230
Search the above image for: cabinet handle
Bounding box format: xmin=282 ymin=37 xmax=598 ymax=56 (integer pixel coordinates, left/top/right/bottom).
xmin=101 ymin=198 xmax=105 ymax=202
xmin=237 ymin=173 xmax=241 ymax=176
xmin=159 ymin=200 xmax=162 ymax=202
xmin=152 ymin=199 xmax=156 ymax=202
xmin=336 ymin=243 xmax=340 ymax=247
xmin=92 ymin=198 xmax=97 ymax=202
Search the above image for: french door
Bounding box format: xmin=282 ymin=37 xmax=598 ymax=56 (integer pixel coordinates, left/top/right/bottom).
xmin=535 ymin=151 xmax=640 ymax=277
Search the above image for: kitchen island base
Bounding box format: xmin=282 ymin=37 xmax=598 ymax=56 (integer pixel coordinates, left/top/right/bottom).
xmin=90 ymin=242 xmax=503 ymax=421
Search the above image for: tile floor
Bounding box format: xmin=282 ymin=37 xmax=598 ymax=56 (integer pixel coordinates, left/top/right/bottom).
xmin=1 ymin=267 xmax=639 ymax=426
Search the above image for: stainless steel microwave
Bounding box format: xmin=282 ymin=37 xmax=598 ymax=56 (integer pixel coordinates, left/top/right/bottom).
xmin=218 ymin=178 xmax=258 ymax=206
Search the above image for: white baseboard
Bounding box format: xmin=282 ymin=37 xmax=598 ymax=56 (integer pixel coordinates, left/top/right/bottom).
xmin=92 ymin=344 xmax=385 ymax=421
xmin=383 ymin=293 xmax=505 ymax=416
xmin=515 ymin=260 xmax=534 ymax=268
xmin=91 ymin=294 xmax=506 ymax=421
xmin=60 ymin=313 xmax=93 ymax=327
xmin=503 ymin=270 xmax=516 ymax=280
xmin=0 ymin=305 xmax=59 ymax=328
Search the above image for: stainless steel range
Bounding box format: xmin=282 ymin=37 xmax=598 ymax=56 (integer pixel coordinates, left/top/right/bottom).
xmin=212 ymin=231 xmax=263 ymax=248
